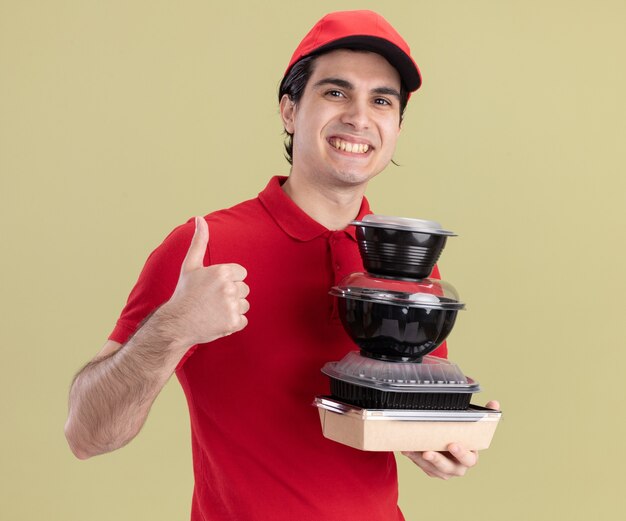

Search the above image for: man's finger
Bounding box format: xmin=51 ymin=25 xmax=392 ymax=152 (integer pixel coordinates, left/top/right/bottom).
xmin=181 ymin=217 xmax=209 ymax=273
xmin=240 ymin=298 xmax=250 ymax=314
xmin=447 ymin=444 xmax=478 ymax=467
xmin=420 ymin=451 xmax=461 ymax=477
xmin=485 ymin=400 xmax=500 ymax=410
xmin=223 ymin=263 xmax=247 ymax=281
xmin=236 ymin=281 xmax=250 ymax=299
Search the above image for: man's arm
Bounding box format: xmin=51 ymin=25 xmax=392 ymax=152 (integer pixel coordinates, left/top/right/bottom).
xmin=64 ymin=217 xmax=250 ymax=459
xmin=64 ymin=311 xmax=189 ymax=459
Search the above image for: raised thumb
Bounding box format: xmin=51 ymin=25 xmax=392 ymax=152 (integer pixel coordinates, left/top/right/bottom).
xmin=181 ymin=216 xmax=209 ymax=272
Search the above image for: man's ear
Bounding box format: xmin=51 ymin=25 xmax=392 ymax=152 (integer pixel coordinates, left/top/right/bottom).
xmin=280 ymin=94 xmax=296 ymax=134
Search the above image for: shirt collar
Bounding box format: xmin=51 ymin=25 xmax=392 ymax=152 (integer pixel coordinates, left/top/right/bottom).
xmin=258 ymin=176 xmax=372 ymax=242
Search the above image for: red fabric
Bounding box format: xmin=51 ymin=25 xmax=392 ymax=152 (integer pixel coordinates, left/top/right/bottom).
xmin=110 ymin=176 xmax=446 ymax=520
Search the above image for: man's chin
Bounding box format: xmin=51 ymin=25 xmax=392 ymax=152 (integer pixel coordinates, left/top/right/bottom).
xmin=333 ymin=168 xmax=381 ymax=187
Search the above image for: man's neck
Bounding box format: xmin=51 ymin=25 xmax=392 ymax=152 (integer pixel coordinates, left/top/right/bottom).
xmin=281 ymin=174 xmax=366 ymax=231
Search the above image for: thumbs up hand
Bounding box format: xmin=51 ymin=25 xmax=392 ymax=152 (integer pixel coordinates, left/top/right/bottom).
xmin=166 ymin=216 xmax=250 ymax=347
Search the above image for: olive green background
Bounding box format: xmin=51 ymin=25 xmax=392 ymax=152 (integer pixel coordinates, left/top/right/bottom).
xmin=2 ymin=1 xmax=625 ymax=519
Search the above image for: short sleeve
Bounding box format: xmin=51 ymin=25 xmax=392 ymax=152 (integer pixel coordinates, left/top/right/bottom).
xmin=108 ymin=218 xmax=210 ymax=345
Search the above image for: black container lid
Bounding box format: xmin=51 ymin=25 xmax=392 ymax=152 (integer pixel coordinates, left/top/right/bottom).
xmin=351 ymin=215 xmax=456 ymax=236
xmin=329 ymin=272 xmax=465 ymax=310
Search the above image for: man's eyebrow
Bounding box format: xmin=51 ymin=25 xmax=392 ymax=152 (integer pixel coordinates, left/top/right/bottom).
xmin=372 ymin=86 xmax=401 ymax=100
xmin=312 ymin=77 xmax=354 ymax=90
xmin=312 ymin=78 xmax=401 ymax=100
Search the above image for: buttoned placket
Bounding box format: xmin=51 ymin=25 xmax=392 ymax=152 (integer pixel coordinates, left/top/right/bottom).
xmin=328 ymin=230 xmax=359 ymax=320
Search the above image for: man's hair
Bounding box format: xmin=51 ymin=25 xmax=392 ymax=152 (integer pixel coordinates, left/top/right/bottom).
xmin=278 ymin=50 xmax=410 ymax=165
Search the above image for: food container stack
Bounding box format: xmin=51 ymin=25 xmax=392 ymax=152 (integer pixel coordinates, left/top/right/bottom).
xmin=315 ymin=215 xmax=501 ymax=452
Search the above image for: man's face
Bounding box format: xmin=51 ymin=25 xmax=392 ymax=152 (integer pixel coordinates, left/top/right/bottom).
xmin=280 ymin=49 xmax=403 ymax=189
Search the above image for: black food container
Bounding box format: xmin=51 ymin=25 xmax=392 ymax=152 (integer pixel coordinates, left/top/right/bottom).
xmin=322 ymin=352 xmax=480 ymax=410
xmin=330 ymin=273 xmax=465 ymax=362
xmin=351 ymin=215 xmax=455 ymax=279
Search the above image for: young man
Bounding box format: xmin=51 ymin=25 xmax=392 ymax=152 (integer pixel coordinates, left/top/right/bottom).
xmin=65 ymin=10 xmax=497 ymax=520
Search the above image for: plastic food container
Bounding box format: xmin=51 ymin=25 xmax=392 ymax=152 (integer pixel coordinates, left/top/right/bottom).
xmin=351 ymin=215 xmax=455 ymax=279
xmin=314 ymin=396 xmax=501 ymax=451
xmin=329 ymin=273 xmax=465 ymax=361
xmin=322 ymin=351 xmax=479 ymax=410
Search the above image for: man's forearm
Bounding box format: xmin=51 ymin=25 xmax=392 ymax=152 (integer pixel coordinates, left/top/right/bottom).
xmin=64 ymin=305 xmax=190 ymax=459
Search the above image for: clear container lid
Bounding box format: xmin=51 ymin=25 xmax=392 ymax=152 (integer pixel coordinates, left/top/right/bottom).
xmin=322 ymin=351 xmax=480 ymax=393
xmin=329 ymin=272 xmax=465 ymax=310
xmin=351 ymin=214 xmax=456 ymax=236
xmin=314 ymin=397 xmax=499 ymax=421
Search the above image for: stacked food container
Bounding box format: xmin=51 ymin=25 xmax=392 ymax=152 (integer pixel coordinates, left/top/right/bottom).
xmin=315 ymin=215 xmax=501 ymax=451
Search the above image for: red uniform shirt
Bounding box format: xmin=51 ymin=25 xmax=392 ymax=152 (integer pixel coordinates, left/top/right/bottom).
xmin=110 ymin=176 xmax=446 ymax=520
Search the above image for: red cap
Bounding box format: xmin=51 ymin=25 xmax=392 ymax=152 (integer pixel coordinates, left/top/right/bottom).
xmin=285 ymin=10 xmax=421 ymax=91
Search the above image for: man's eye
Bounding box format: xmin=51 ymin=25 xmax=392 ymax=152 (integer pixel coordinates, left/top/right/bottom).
xmin=374 ymin=98 xmax=391 ymax=106
xmin=326 ymin=90 xmax=344 ymax=98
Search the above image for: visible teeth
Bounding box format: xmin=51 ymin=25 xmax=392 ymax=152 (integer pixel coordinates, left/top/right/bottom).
xmin=331 ymin=138 xmax=370 ymax=154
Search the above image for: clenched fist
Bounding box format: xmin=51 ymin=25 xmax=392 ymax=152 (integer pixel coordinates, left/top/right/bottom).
xmin=166 ymin=216 xmax=250 ymax=346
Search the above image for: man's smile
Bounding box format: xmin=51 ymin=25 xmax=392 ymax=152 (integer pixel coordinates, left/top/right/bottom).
xmin=328 ymin=136 xmax=372 ymax=155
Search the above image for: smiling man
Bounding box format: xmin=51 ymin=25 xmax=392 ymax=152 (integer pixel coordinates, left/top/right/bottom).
xmin=65 ymin=10 xmax=496 ymax=521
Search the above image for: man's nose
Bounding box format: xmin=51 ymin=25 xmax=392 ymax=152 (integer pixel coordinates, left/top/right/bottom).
xmin=340 ymin=98 xmax=371 ymax=130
